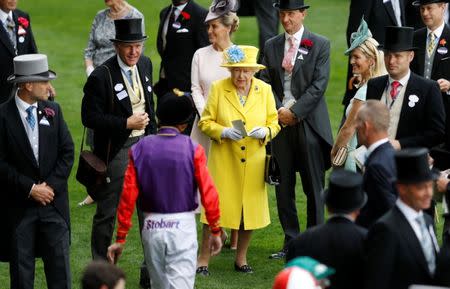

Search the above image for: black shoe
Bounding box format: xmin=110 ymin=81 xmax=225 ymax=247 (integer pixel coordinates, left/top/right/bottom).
xmin=269 ymin=250 xmax=286 ymax=259
xmin=196 ymin=266 xmax=210 ymax=276
xmin=234 ymin=263 xmax=254 ymax=273
xmin=139 ymin=277 xmax=151 ymax=289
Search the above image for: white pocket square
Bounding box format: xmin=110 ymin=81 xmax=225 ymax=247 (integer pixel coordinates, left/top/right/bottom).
xmin=39 ymin=117 xmax=50 ymax=126
xmin=176 ymin=28 xmax=189 ymax=33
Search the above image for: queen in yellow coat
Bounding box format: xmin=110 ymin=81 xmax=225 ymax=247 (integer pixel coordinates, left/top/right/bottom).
xmin=198 ymin=45 xmax=280 ymax=272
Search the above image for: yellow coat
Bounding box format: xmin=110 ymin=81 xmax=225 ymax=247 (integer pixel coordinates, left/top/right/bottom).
xmin=198 ymin=77 xmax=280 ymax=230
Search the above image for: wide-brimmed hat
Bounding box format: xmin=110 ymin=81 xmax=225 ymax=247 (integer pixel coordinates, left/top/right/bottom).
xmin=412 ymin=0 xmax=449 ymax=6
xmin=205 ymin=0 xmax=239 ymax=23
xmin=324 ymin=169 xmax=367 ymax=214
xmin=221 ymin=45 xmax=266 ymax=69
xmin=110 ymin=18 xmax=148 ymax=43
xmin=156 ymin=89 xmax=194 ymax=126
xmin=345 ymin=18 xmax=378 ymax=55
xmin=382 ymin=26 xmax=417 ymax=52
xmin=395 ymin=148 xmax=439 ymax=184
xmin=273 ymin=0 xmax=310 ymax=10
xmin=7 ymin=54 xmax=57 ymax=83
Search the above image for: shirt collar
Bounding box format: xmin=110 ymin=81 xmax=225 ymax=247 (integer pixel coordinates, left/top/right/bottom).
xmin=328 ymin=214 xmax=354 ymax=222
xmin=117 ymin=55 xmax=135 ymax=73
xmin=427 ymin=21 xmax=445 ymax=39
xmin=389 ymin=69 xmax=411 ymax=87
xmin=15 ymin=92 xmax=37 ymax=113
xmin=396 ymin=198 xmax=423 ymax=222
xmin=367 ymin=138 xmax=389 ymax=158
xmin=172 ymin=2 xmax=188 ymax=11
xmin=0 ymin=9 xmax=12 ymax=24
xmin=285 ymin=25 xmax=305 ymax=44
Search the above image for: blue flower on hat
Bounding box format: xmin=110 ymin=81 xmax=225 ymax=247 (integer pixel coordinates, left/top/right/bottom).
xmin=226 ymin=45 xmax=245 ymax=63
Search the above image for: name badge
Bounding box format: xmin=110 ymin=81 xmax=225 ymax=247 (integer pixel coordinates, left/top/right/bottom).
xmin=172 ymin=22 xmax=181 ymax=29
xmin=437 ymin=47 xmax=448 ymax=55
xmin=116 ymin=90 xmax=128 ymax=100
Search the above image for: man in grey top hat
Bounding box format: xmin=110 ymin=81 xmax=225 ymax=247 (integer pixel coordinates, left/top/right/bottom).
xmin=0 ymin=53 xmax=74 ymax=289
xmin=81 ymin=18 xmax=156 ymax=289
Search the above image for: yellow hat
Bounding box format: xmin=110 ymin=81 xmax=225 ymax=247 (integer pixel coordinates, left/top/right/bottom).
xmin=221 ymin=45 xmax=266 ymax=69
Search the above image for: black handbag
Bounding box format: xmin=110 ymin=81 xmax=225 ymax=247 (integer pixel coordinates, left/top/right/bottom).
xmin=75 ymin=65 xmax=113 ymax=200
xmin=264 ymin=127 xmax=281 ymax=185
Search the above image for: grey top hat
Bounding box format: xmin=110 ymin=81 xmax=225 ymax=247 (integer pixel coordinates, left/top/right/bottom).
xmin=7 ymin=54 xmax=57 ymax=84
xmin=205 ymin=0 xmax=239 ymax=23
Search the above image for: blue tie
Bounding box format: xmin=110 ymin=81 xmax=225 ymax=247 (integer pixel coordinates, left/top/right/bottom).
xmin=127 ymin=69 xmax=133 ymax=85
xmin=26 ymin=106 xmax=36 ymax=130
xmin=416 ymin=215 xmax=436 ymax=274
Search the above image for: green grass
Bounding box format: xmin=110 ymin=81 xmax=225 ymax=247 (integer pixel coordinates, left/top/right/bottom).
xmin=0 ymin=0 xmax=423 ymax=288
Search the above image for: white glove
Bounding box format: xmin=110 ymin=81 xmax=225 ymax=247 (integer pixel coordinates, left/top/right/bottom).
xmin=86 ymin=65 xmax=95 ymax=77
xmin=248 ymin=127 xmax=267 ymax=139
xmin=221 ymin=127 xmax=243 ymax=141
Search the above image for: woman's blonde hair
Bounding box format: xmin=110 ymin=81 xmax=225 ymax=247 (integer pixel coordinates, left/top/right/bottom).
xmin=219 ymin=12 xmax=239 ymax=34
xmin=357 ymin=37 xmax=387 ymax=81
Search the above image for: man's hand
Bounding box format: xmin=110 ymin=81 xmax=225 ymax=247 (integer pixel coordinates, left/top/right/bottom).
xmin=278 ymin=107 xmax=297 ymax=126
xmin=127 ymin=112 xmax=149 ymax=130
xmin=390 ymin=139 xmax=401 ymax=150
xmin=437 ymin=79 xmax=450 ymax=93
xmin=437 ymin=175 xmax=450 ymax=193
xmin=209 ymin=234 xmax=223 ymax=256
xmin=107 ymin=243 xmax=124 ymax=264
xmin=30 ymin=182 xmax=54 ymax=206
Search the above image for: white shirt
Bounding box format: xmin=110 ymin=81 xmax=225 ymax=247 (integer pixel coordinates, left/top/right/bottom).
xmin=117 ymin=55 xmax=136 ymax=86
xmin=427 ymin=21 xmax=445 ymax=41
xmin=0 ymin=8 xmax=12 ymax=27
xmin=366 ymin=138 xmax=389 ymax=159
xmin=15 ymin=93 xmax=39 ymax=163
xmin=396 ymin=198 xmax=440 ymax=253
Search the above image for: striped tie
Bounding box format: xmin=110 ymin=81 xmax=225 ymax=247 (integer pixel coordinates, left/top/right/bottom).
xmin=6 ymin=16 xmax=16 ymax=50
xmin=427 ymin=32 xmax=436 ymax=57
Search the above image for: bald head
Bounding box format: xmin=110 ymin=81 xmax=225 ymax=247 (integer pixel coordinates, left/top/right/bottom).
xmin=356 ymin=100 xmax=390 ymax=147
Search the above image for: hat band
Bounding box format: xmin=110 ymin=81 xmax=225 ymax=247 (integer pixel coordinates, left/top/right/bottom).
xmin=114 ymin=33 xmax=147 ymax=41
xmin=15 ymin=71 xmax=51 ymax=77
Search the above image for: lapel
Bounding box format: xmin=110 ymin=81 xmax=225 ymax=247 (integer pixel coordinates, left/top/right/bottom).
xmin=383 ymin=0 xmax=398 ymax=26
xmin=6 ymin=98 xmax=38 ymax=167
xmin=397 ymin=73 xmax=420 ymax=134
xmin=415 ymin=29 xmax=427 ymax=76
xmin=136 ymin=58 xmax=152 ymax=113
xmin=399 ymin=0 xmax=406 ymax=26
xmin=37 ymin=102 xmax=52 ymax=168
xmin=109 ymin=58 xmax=132 ymax=115
xmin=392 ymin=206 xmax=432 ymax=276
xmin=432 ymin=24 xmax=450 ymax=77
xmin=223 ymin=78 xmax=246 ymax=120
xmin=368 ymin=75 xmax=388 ymax=101
xmin=0 ymin=17 xmax=15 ymax=56
xmin=292 ymin=28 xmax=311 ymax=78
xmin=157 ymin=6 xmax=171 ymax=55
xmin=274 ymin=34 xmax=285 ymax=91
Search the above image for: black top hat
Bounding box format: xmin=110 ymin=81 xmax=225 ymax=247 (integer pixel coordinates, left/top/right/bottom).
xmin=273 ymin=0 xmax=310 ymax=10
xmin=395 ymin=148 xmax=439 ymax=184
xmin=110 ymin=18 xmax=148 ymax=43
xmin=324 ymin=170 xmax=367 ymax=214
xmin=156 ymin=89 xmax=194 ymax=126
xmin=412 ymin=0 xmax=449 ymax=6
xmin=382 ymin=26 xmax=417 ymax=52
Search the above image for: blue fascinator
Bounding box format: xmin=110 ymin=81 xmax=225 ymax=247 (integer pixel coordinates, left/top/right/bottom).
xmin=345 ymin=18 xmax=373 ymax=55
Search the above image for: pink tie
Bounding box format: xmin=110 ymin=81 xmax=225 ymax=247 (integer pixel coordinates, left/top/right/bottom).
xmin=282 ymin=37 xmax=296 ymax=74
xmin=390 ymin=81 xmax=401 ymax=101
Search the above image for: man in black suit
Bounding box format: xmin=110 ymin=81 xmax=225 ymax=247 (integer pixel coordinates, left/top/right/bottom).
xmin=364 ymin=148 xmax=439 ymax=289
xmin=0 ymin=0 xmax=37 ymax=104
xmin=355 ymin=100 xmax=397 ymax=228
xmin=81 ymin=18 xmax=156 ymax=289
xmin=0 ymin=54 xmax=74 ymax=288
xmin=155 ymin=0 xmax=208 ymax=96
xmin=366 ymin=26 xmax=445 ymax=150
xmin=286 ymin=169 xmax=368 ymax=289
xmin=411 ymin=0 xmax=450 ymax=163
xmin=260 ymin=0 xmax=333 ymax=259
